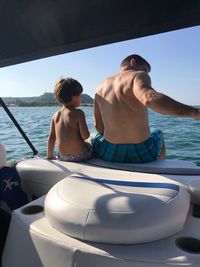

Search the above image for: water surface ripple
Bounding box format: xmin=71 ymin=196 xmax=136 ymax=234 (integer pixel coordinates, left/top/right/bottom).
xmin=0 ymin=107 xmax=200 ymax=165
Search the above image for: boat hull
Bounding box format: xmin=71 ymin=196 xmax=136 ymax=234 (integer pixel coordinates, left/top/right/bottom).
xmin=2 ymin=197 xmax=200 ymax=267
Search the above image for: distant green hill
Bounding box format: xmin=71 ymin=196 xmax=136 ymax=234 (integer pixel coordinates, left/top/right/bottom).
xmin=2 ymin=93 xmax=93 ymax=107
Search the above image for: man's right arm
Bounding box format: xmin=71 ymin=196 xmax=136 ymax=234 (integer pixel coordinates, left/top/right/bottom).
xmin=94 ymin=94 xmax=104 ymax=133
xmin=134 ymin=71 xmax=200 ymax=120
xmin=47 ymin=118 xmax=56 ymax=159
xmin=78 ymin=110 xmax=90 ymax=140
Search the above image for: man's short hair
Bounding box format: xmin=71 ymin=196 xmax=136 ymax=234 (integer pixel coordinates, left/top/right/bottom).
xmin=120 ymin=54 xmax=151 ymax=72
xmin=54 ymin=78 xmax=83 ymax=105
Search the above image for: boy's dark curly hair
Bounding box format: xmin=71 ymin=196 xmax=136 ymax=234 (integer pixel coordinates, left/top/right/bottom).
xmin=54 ymin=78 xmax=83 ymax=105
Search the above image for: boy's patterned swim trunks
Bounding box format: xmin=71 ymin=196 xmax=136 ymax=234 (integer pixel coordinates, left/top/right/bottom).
xmin=58 ymin=143 xmax=93 ymax=162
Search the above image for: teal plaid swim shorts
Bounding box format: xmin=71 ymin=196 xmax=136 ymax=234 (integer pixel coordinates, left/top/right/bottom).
xmin=91 ymin=130 xmax=164 ymax=163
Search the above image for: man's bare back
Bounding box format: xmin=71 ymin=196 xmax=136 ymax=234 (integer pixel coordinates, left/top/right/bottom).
xmin=95 ymin=70 xmax=150 ymax=144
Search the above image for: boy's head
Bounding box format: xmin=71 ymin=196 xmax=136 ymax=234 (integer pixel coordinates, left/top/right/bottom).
xmin=54 ymin=78 xmax=83 ymax=105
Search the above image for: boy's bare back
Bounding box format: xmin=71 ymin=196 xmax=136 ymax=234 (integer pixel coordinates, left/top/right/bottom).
xmin=47 ymin=78 xmax=90 ymax=160
xmin=53 ymin=107 xmax=89 ymax=155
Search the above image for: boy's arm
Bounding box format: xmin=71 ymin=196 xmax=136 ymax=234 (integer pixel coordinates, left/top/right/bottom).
xmin=47 ymin=119 xmax=56 ymax=159
xmin=134 ymin=71 xmax=200 ymax=119
xmin=78 ymin=110 xmax=90 ymax=140
xmin=94 ymin=95 xmax=104 ymax=133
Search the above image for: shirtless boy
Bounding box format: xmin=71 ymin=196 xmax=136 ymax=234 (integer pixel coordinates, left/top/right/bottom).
xmin=47 ymin=78 xmax=92 ymax=161
xmin=92 ymin=54 xmax=200 ymax=163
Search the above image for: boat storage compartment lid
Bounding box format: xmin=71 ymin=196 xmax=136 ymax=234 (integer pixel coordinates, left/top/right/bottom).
xmin=45 ymin=173 xmax=190 ymax=244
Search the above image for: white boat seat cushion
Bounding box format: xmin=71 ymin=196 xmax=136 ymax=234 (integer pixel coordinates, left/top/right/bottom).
xmin=45 ymin=173 xmax=190 ymax=244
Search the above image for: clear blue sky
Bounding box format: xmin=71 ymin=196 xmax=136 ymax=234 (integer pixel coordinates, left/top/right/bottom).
xmin=1 ymin=25 xmax=200 ymax=105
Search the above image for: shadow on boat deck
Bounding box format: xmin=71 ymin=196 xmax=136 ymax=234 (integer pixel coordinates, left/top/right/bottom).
xmin=0 ymin=209 xmax=11 ymax=265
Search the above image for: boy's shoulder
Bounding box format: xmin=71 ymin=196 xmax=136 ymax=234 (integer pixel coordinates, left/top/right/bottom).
xmin=53 ymin=107 xmax=85 ymax=119
xmin=52 ymin=109 xmax=62 ymax=123
xmin=73 ymin=108 xmax=85 ymax=117
xmin=52 ymin=109 xmax=61 ymax=117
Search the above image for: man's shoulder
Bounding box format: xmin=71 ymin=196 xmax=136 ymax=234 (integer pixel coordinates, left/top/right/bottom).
xmin=96 ymin=75 xmax=116 ymax=93
xmin=134 ymin=70 xmax=150 ymax=79
xmin=99 ymin=74 xmax=116 ymax=85
xmin=134 ymin=71 xmax=151 ymax=85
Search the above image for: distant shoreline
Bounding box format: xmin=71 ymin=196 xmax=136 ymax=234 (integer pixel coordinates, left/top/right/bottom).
xmin=1 ymin=92 xmax=94 ymax=107
xmin=0 ymin=103 xmax=93 ymax=108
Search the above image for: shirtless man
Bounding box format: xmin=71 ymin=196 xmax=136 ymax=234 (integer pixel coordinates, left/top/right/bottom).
xmin=91 ymin=54 xmax=200 ymax=163
xmin=47 ymin=78 xmax=92 ymax=161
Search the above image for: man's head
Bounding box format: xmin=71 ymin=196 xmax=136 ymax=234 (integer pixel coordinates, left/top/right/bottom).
xmin=54 ymin=78 xmax=83 ymax=105
xmin=120 ymin=54 xmax=151 ymax=73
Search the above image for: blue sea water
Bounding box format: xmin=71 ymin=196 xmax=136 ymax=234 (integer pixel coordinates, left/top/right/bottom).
xmin=0 ymin=106 xmax=200 ymax=165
